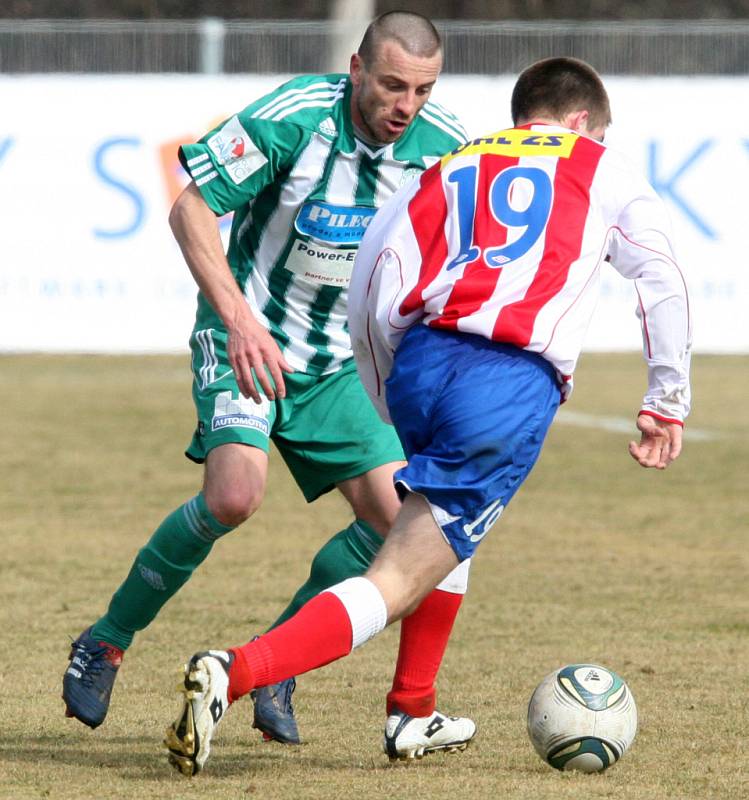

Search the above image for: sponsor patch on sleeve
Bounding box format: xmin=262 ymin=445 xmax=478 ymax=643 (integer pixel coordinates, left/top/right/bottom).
xmin=207 ymin=115 xmax=269 ymax=185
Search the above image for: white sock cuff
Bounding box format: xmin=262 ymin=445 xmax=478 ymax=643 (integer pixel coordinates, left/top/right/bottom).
xmin=325 ymin=576 xmax=388 ymax=649
xmin=436 ymin=558 xmax=472 ymax=594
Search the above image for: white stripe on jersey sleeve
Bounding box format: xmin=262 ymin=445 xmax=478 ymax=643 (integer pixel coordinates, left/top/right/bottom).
xmin=186 ymin=153 xmax=210 ymax=167
xmin=269 ymin=89 xmax=346 ymax=122
xmin=252 ymin=79 xmax=346 ymax=120
xmin=420 ymin=102 xmax=468 ymax=143
xmin=195 ymin=170 xmax=219 ymax=187
xmin=257 ymin=88 xmax=342 ymax=121
xmin=426 ymin=99 xmax=469 ymax=136
xmin=190 ymin=162 xmax=215 ymax=177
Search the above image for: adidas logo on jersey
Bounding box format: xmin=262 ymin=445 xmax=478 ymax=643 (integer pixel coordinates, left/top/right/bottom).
xmin=318 ymin=117 xmax=337 ymax=138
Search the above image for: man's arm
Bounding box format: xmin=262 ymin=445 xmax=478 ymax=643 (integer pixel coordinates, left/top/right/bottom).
xmin=169 ymin=182 xmax=292 ymax=402
xmin=606 ymin=176 xmax=692 ymax=468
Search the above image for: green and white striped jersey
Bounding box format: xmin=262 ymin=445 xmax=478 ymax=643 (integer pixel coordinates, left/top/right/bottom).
xmin=180 ymin=73 xmax=467 ymax=376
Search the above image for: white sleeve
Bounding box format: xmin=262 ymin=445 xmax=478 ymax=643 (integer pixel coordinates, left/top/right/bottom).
xmin=348 ymin=247 xmax=402 ymax=423
xmin=348 ymin=182 xmax=424 ymax=424
xmin=607 ymin=178 xmax=693 ymax=423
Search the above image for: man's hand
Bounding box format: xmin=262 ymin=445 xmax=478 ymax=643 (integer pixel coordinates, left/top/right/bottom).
xmin=628 ymin=413 xmax=683 ymax=469
xmin=227 ymin=313 xmax=293 ymax=403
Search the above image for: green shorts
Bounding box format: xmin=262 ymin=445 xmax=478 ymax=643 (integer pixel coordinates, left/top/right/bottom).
xmin=186 ymin=327 xmax=404 ymax=501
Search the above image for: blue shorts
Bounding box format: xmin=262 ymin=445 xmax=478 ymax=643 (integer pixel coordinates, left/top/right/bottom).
xmin=386 ymin=325 xmax=560 ymax=561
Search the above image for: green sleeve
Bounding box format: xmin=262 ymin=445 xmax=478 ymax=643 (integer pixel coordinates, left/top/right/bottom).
xmin=178 ymin=111 xmax=305 ymax=215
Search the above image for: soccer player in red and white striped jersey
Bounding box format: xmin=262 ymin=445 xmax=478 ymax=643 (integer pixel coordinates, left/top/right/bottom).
xmin=351 ymin=62 xmax=691 ymax=431
xmin=164 ymin=57 xmax=691 ymax=774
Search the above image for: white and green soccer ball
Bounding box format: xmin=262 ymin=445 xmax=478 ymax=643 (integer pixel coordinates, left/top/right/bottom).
xmin=527 ymin=663 xmax=638 ymax=773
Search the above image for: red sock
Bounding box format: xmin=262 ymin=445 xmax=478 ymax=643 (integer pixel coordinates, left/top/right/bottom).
xmin=227 ymin=591 xmax=353 ymax=703
xmin=386 ymin=588 xmax=463 ymax=717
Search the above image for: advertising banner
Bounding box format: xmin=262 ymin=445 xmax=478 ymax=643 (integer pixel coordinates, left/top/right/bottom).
xmin=1 ymin=75 xmax=746 ymax=353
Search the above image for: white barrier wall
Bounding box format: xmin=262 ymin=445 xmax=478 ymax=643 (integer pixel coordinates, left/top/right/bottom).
xmin=1 ymin=75 xmax=746 ymax=353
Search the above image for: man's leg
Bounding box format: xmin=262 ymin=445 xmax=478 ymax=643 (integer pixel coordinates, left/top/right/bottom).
xmin=338 ymin=465 xmax=473 ymax=750
xmin=166 ymin=493 xmax=461 ymax=775
xmin=265 ymin=461 xmax=400 ymax=629
xmin=250 ymin=463 xmax=397 ymax=743
xmin=386 ymin=561 xmax=470 ymax=716
xmin=253 ymin=463 xmax=471 ymax=752
xmin=63 ymin=444 xmax=267 ymax=729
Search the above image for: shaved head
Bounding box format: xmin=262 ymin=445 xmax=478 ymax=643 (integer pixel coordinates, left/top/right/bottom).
xmin=358 ymin=11 xmax=441 ymax=67
xmin=349 ymin=11 xmax=443 ymax=145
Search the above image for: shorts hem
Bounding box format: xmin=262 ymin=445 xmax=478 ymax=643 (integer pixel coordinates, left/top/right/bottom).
xmin=301 ymin=453 xmax=405 ymax=503
xmin=394 ymin=479 xmax=465 ymax=560
xmin=185 ymin=429 xmax=270 ymax=464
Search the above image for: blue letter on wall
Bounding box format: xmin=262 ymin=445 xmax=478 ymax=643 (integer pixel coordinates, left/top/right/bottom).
xmin=648 ymin=139 xmax=716 ymax=240
xmin=93 ymin=138 xmax=145 ymax=239
xmin=0 ymin=137 xmax=14 ymax=170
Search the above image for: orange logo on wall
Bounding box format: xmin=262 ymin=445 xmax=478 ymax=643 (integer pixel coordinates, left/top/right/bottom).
xmin=159 ymin=116 xmax=227 ymax=207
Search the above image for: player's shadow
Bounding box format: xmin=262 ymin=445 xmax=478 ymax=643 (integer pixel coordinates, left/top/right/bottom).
xmin=0 ymin=734 xmax=176 ymax=780
xmin=0 ymin=733 xmax=400 ymax=780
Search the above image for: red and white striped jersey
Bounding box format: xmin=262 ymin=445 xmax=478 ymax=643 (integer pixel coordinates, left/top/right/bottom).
xmin=349 ymin=123 xmax=692 ymax=424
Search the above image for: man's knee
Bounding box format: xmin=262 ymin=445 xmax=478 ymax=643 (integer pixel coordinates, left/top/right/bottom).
xmin=365 ymin=492 xmax=460 ymax=621
xmin=203 ymin=482 xmax=263 ymax=527
xmin=203 ymin=444 xmax=268 ymax=527
xmin=339 ymin=462 xmax=404 ymax=536
xmin=358 ymin=505 xmax=399 ymax=538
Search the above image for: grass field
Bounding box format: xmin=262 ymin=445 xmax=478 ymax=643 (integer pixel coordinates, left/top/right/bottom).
xmin=1 ymin=352 xmax=747 ymax=800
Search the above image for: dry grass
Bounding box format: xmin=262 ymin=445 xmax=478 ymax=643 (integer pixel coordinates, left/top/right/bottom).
xmin=1 ymin=353 xmax=747 ymax=800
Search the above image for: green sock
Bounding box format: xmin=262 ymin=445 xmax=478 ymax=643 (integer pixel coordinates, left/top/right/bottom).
xmin=91 ymin=493 xmax=234 ymax=651
xmin=269 ymin=519 xmax=384 ymax=629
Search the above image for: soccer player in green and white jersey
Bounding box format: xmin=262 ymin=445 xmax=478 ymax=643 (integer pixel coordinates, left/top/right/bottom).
xmin=63 ymin=11 xmax=476 ymax=760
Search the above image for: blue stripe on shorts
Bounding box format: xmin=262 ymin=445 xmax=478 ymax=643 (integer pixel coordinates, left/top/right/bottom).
xmin=386 ymin=324 xmax=561 ymax=561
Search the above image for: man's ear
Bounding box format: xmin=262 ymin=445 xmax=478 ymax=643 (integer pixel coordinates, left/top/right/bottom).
xmin=350 ymin=53 xmax=363 ymax=86
xmin=562 ymin=109 xmax=590 ymax=133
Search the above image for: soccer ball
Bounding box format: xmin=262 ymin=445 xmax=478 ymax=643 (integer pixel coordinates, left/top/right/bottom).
xmin=527 ymin=663 xmax=637 ymax=773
